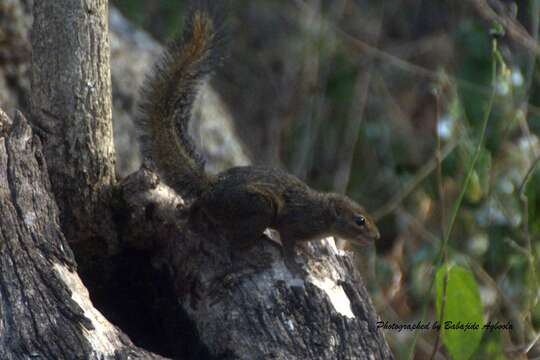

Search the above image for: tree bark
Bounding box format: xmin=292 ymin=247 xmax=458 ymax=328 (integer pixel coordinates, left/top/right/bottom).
xmin=30 ymin=0 xmax=117 ymax=250
xmin=120 ymin=169 xmax=394 ymax=359
xmin=0 ymin=110 xmax=164 ymax=359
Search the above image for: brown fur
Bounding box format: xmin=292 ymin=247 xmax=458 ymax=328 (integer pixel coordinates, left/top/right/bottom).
xmin=137 ymin=2 xmax=379 ymax=273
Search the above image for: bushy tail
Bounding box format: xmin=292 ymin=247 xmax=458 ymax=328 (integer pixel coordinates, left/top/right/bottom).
xmin=137 ymin=0 xmax=226 ymax=198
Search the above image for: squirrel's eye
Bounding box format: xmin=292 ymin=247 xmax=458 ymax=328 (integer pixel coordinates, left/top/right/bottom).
xmin=355 ymin=215 xmax=366 ymax=226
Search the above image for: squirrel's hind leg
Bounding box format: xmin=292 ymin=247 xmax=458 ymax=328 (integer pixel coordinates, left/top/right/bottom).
xmin=202 ymin=185 xmax=277 ymax=248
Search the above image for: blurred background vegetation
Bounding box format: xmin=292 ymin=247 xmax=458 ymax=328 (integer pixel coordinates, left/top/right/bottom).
xmin=113 ymin=0 xmax=540 ymax=359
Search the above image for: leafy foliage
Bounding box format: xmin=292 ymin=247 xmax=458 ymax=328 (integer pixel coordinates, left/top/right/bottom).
xmin=435 ymin=265 xmax=484 ymax=360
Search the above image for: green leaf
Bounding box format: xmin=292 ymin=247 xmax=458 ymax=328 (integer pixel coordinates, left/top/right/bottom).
xmin=435 ymin=265 xmax=484 ymax=360
xmin=489 ymin=22 xmax=505 ymax=38
xmin=464 ymin=150 xmax=492 ymax=204
xmin=465 ymin=171 xmax=482 ymax=203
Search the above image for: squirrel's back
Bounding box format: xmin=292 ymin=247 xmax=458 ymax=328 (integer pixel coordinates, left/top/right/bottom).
xmin=136 ymin=0 xmax=226 ymax=198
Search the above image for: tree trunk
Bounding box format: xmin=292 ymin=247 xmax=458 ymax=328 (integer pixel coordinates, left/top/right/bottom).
xmin=119 ymin=169 xmax=394 ymax=359
xmin=0 ymin=1 xmax=394 ymax=359
xmin=0 ymin=110 xmax=164 ymax=359
xmin=30 ymin=0 xmax=117 ymax=250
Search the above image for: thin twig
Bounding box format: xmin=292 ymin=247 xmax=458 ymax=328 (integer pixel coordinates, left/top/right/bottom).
xmin=519 ymin=154 xmax=540 ymax=329
xmin=408 ymin=38 xmax=499 ymax=360
xmin=333 ymin=12 xmax=383 ymax=193
xmin=518 ymin=156 xmax=540 ymax=195
xmin=373 ymin=140 xmax=457 ymax=220
xmin=469 ymin=259 xmax=526 ymax=345
xmin=430 ymin=90 xmax=447 ymax=360
xmin=470 ymin=0 xmax=540 ymax=55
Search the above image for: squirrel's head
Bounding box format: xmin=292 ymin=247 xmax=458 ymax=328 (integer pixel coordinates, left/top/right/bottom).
xmin=326 ymin=193 xmax=380 ymax=245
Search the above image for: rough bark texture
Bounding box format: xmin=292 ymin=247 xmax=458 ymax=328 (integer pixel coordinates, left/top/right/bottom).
xmin=30 ymin=0 xmax=117 ymax=249
xmin=0 ymin=110 xmax=164 ymax=360
xmin=120 ymin=169 xmax=394 ymax=360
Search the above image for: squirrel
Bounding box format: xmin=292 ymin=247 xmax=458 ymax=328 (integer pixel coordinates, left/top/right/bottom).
xmin=136 ymin=0 xmax=380 ymax=274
